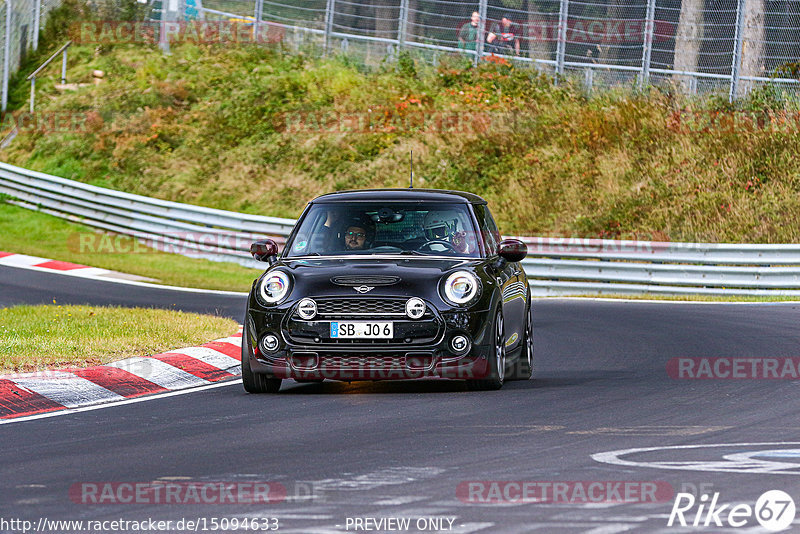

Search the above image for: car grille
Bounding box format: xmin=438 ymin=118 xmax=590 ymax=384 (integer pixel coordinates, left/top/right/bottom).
xmin=330 ymin=276 xmax=400 ymax=287
xmin=316 ymin=298 xmax=407 ymax=318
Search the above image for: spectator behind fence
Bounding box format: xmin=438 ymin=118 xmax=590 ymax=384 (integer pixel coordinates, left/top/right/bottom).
xmin=487 ymin=15 xmax=520 ymax=56
xmin=458 ymin=12 xmax=481 ymax=53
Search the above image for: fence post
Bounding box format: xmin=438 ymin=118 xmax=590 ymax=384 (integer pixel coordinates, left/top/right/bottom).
xmin=729 ymin=0 xmax=746 ymax=102
xmin=555 ymin=0 xmax=569 ymax=78
xmin=1 ymin=0 xmax=10 ymax=113
xmin=253 ymin=0 xmax=263 ymax=43
xmin=32 ymin=0 xmax=40 ymax=51
xmin=323 ymin=0 xmax=334 ymax=54
xmin=475 ymin=0 xmax=488 ymax=66
xmin=640 ymin=0 xmax=656 ymax=88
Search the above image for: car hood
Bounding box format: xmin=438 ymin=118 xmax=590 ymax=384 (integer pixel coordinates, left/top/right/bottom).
xmin=273 ymin=257 xmax=485 ymax=301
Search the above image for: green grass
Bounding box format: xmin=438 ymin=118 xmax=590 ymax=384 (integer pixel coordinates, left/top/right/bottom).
xmin=0 ymin=203 xmax=260 ymax=292
xmin=0 ymin=304 xmax=239 ymax=372
xmin=3 ymin=40 xmax=800 ymax=243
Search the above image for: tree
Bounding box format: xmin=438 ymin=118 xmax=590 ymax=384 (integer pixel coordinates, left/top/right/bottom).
xmin=673 ymin=0 xmax=705 ymax=89
xmin=738 ymin=0 xmax=764 ymax=95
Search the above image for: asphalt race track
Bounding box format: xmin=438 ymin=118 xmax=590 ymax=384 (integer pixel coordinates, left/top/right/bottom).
xmin=3 ymin=263 xmax=800 ymax=532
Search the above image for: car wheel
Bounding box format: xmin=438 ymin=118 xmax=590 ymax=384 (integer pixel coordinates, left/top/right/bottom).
xmin=241 ymin=319 xmax=282 ymax=394
xmin=508 ymin=301 xmax=533 ymax=381
xmin=467 ymin=309 xmax=505 ymax=391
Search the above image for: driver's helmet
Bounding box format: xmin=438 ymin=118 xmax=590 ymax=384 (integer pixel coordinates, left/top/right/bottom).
xmin=423 ymin=210 xmax=460 ymax=241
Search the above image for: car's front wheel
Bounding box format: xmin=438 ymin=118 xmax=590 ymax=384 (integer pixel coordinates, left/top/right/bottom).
xmin=241 ymin=319 xmax=282 ymax=394
xmin=508 ymin=299 xmax=533 ymax=381
xmin=467 ymin=310 xmax=505 ymax=391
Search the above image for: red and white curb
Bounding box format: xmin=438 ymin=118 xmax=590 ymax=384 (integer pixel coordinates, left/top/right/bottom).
xmin=0 ymin=251 xmax=155 ymax=282
xmin=0 ymin=329 xmax=243 ymax=421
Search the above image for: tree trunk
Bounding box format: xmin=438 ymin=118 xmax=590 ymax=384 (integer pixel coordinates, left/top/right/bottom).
xmin=738 ymin=0 xmax=765 ymax=95
xmin=673 ymin=0 xmax=705 ymax=90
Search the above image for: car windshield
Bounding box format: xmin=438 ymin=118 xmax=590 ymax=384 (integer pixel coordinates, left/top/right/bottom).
xmin=284 ymin=202 xmax=482 ymax=258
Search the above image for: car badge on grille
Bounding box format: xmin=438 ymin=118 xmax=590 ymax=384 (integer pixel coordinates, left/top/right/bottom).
xmin=353 ymin=285 xmax=374 ymax=294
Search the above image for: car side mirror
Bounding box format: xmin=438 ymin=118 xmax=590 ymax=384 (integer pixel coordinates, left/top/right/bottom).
xmin=250 ymin=239 xmax=279 ymax=264
xmin=497 ymin=239 xmax=527 ymax=263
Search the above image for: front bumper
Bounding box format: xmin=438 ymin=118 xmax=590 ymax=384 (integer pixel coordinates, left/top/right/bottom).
xmin=246 ymin=307 xmax=493 ymax=381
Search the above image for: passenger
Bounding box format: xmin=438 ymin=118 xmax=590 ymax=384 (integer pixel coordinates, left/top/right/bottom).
xmin=422 ymin=210 xmax=472 ymax=253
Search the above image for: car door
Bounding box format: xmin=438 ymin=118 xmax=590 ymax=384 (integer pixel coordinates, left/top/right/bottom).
xmin=474 ymin=204 xmax=524 ymax=353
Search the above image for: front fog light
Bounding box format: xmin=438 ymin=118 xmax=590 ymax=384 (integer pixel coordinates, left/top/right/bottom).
xmin=451 ymin=335 xmax=470 ymax=355
xmin=260 ymin=334 xmax=280 ymax=353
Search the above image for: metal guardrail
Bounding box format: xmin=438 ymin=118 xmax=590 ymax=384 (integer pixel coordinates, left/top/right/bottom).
xmin=2 ymin=160 xmax=800 ymax=296
xmin=0 ymin=161 xmax=295 ymax=269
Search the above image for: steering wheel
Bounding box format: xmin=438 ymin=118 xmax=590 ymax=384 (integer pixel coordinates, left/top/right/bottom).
xmin=417 ymin=240 xmax=457 ymax=252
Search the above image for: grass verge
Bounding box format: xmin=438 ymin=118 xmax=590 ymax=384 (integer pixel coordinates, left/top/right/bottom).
xmin=0 ymin=304 xmax=239 ymax=373
xmin=0 ymin=202 xmax=260 ymax=292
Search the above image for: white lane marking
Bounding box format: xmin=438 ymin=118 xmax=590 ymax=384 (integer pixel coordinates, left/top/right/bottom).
xmin=592 ymin=442 xmax=800 ymax=475
xmin=104 ymin=357 xmax=210 ymax=389
xmin=0 ymin=254 xmax=52 ymax=267
xmin=11 ymin=371 xmax=124 ymax=408
xmin=164 ymin=346 xmax=240 ymax=370
xmin=0 ymin=261 xmax=249 ymax=296
xmin=312 ymin=467 xmax=445 ymax=491
xmin=373 ymin=496 xmax=429 ymax=506
xmin=210 ymin=336 xmax=244 ymax=346
xmin=0 ymin=380 xmax=240 ymax=425
xmin=65 ymin=267 xmax=113 ymax=277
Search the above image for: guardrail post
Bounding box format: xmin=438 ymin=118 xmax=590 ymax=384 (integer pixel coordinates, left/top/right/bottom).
xmin=555 ymin=0 xmax=569 ymax=79
xmin=584 ymin=67 xmax=593 ymax=93
xmin=323 ymin=0 xmax=334 ymax=54
xmin=640 ymin=0 xmax=656 ymax=88
xmin=729 ymin=0 xmax=746 ymax=102
xmin=29 ymin=76 xmax=34 ymax=112
xmin=475 ymin=0 xmax=488 ymax=66
xmin=32 ymin=0 xmax=40 ymax=51
xmin=397 ymin=0 xmax=408 ymax=52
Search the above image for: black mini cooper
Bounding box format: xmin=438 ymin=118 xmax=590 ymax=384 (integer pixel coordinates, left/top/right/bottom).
xmin=242 ymin=189 xmax=532 ymax=393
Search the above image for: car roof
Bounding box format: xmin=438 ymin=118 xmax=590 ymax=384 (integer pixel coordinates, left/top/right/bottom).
xmin=311 ymin=188 xmax=487 ymax=204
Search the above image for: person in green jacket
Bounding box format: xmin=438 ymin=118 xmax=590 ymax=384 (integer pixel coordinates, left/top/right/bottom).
xmin=458 ymin=12 xmax=481 ymax=52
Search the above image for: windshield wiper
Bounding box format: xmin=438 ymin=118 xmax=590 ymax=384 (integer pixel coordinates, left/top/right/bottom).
xmin=399 ymin=250 xmax=426 ymax=256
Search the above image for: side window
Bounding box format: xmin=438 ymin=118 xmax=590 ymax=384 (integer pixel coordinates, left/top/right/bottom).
xmin=475 ymin=204 xmax=501 ymax=255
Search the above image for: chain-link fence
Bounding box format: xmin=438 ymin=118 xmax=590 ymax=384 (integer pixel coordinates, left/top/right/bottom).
xmin=188 ymin=0 xmax=800 ymax=100
xmin=1 ymin=0 xmax=66 ymax=110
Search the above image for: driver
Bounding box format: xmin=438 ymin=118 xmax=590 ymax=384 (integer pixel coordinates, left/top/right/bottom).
xmin=422 ymin=210 xmax=470 ymax=253
xmin=343 ymin=216 xmax=375 ymax=251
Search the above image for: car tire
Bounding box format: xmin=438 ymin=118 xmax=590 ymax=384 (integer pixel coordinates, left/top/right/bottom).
xmin=508 ymin=299 xmax=533 ymax=381
xmin=241 ymin=319 xmax=282 ymax=394
xmin=466 ymin=309 xmax=505 ymax=391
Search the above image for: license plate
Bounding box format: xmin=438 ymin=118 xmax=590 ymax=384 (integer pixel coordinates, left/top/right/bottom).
xmin=330 ymin=322 xmax=393 ymax=339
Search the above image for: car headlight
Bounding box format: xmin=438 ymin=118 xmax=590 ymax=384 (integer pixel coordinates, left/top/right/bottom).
xmin=442 ymin=271 xmax=480 ymax=306
xmin=258 ymin=270 xmax=291 ymax=304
